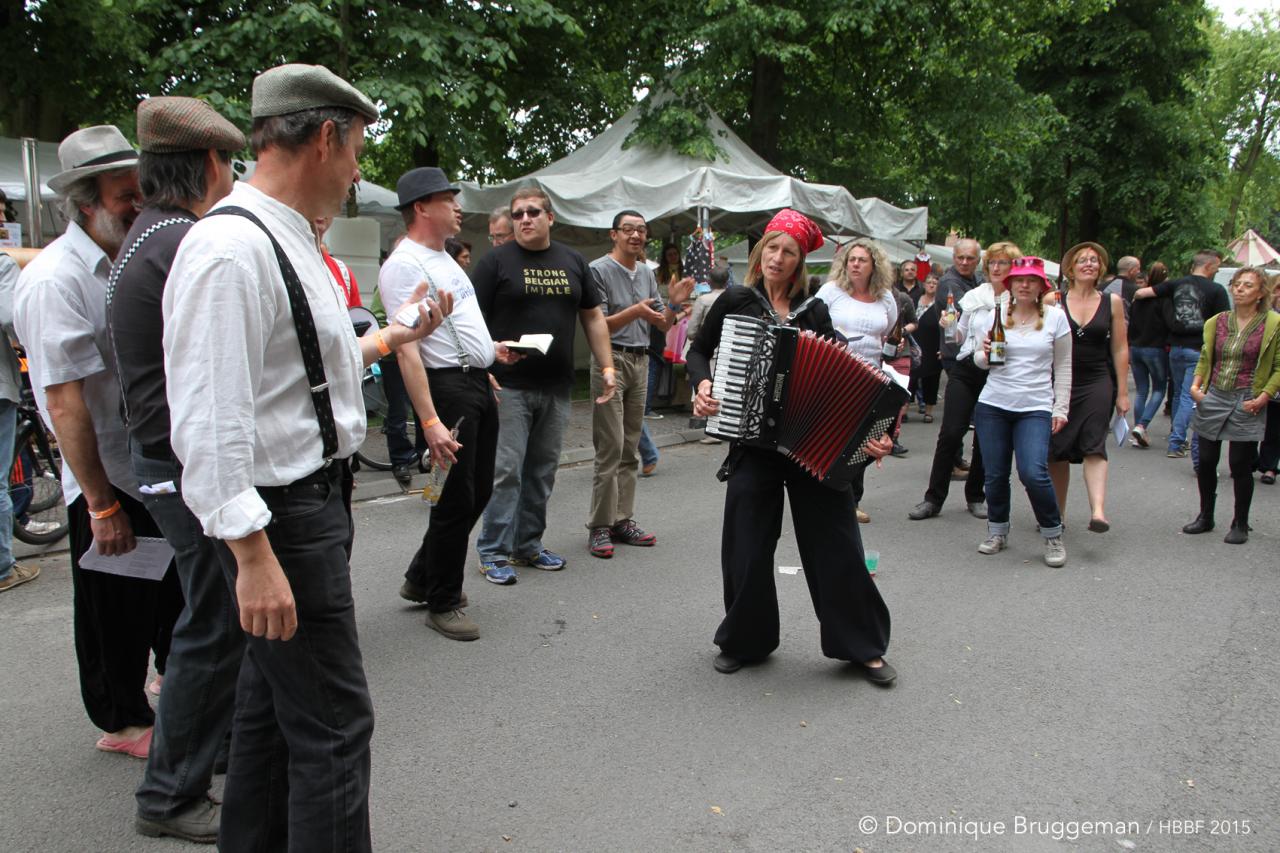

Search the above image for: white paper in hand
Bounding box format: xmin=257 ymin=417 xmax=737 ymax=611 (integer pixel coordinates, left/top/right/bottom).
xmin=79 ymin=537 xmax=175 ymax=581
xmin=1111 ymin=412 xmax=1131 ymax=449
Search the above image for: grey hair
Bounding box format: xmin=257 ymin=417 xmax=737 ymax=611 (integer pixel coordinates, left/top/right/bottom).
xmin=250 ymin=107 xmax=358 ymax=156
xmin=1117 ymin=256 xmax=1140 ymax=274
xmin=489 ymin=206 xmax=512 ymax=226
xmin=60 ymin=176 xmax=102 ymax=227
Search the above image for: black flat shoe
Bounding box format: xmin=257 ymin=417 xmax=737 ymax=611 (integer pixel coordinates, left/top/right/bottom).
xmin=1087 ymin=518 xmax=1110 ymax=533
xmin=713 ymin=652 xmax=743 ymax=674
xmin=1182 ymin=515 xmax=1214 ymax=535
xmin=1261 ymin=472 xmax=1276 ymax=485
xmin=1224 ymin=524 xmax=1250 ymax=545
xmin=860 ymin=659 xmax=897 ymax=685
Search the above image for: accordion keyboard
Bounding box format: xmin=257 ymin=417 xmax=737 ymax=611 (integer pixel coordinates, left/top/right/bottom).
xmin=706 ymin=316 xmax=769 ymax=439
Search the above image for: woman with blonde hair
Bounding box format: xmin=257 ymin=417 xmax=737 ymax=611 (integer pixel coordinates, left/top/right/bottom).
xmin=817 ymin=238 xmax=897 ymax=522
xmin=1048 ymin=241 xmax=1130 ymax=532
xmin=1182 ymin=267 xmax=1280 ymax=543
xmin=687 ymin=210 xmax=896 ymax=683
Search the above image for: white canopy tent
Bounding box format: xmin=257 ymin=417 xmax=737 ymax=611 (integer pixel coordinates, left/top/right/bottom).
xmin=456 ymin=99 xmax=927 ymax=260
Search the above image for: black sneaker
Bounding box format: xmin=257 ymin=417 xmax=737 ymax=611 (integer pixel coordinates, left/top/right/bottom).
xmin=392 ymin=463 xmax=413 ymax=488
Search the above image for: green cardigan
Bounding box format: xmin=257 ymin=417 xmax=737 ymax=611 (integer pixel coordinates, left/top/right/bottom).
xmin=1193 ymin=309 xmax=1280 ymax=398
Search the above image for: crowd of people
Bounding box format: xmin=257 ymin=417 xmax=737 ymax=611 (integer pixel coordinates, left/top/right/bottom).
xmin=0 ymin=58 xmax=1277 ymax=853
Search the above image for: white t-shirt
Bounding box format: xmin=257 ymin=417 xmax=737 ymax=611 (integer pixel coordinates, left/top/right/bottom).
xmin=976 ymin=304 xmax=1071 ymax=413
xmin=816 ymin=282 xmax=897 ymax=364
xmin=379 ymin=237 xmax=495 ymax=370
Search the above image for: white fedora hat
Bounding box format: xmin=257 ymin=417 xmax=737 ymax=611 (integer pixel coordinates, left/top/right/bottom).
xmin=47 ymin=126 xmax=139 ymax=194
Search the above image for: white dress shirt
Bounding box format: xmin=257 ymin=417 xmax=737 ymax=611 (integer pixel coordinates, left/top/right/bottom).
xmin=163 ymin=182 xmax=365 ymax=540
xmin=13 ymin=221 xmax=139 ymax=505
xmin=377 ymin=238 xmax=495 ymax=369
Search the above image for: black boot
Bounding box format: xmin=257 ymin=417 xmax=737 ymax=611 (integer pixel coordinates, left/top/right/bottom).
xmin=1182 ymin=513 xmax=1215 ymax=534
xmin=1224 ymin=518 xmax=1250 ymax=544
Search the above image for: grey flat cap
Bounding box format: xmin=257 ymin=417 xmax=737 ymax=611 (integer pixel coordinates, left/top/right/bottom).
xmin=251 ymin=63 xmax=379 ymax=122
xmin=138 ymin=97 xmax=246 ymax=154
xmin=48 ymin=126 xmax=138 ymax=194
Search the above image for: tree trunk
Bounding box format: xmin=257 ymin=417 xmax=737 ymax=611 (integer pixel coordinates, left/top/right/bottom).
xmin=748 ymin=54 xmax=784 ymax=165
xmin=1221 ymin=81 xmax=1277 ymax=242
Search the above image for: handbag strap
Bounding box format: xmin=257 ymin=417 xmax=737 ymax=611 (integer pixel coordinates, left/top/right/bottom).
xmin=208 ymin=206 xmax=338 ymax=460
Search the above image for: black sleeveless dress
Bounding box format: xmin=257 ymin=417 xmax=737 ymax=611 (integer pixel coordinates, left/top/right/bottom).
xmin=1050 ymin=293 xmax=1116 ymax=463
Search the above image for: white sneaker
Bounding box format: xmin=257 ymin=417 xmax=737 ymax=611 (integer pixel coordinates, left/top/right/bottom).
xmin=1044 ymin=536 xmax=1067 ymax=568
xmin=977 ymin=534 xmax=1007 ymax=554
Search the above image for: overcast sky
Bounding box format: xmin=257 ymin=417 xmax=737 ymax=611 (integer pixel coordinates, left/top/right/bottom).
xmin=1209 ymin=0 xmax=1276 ymax=27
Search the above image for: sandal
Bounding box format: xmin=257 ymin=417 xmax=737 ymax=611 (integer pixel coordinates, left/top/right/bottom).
xmin=923 ymin=414 xmax=934 ymax=423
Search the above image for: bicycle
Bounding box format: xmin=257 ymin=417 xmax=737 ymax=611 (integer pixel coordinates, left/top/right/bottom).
xmin=10 ymin=396 xmax=68 ymax=545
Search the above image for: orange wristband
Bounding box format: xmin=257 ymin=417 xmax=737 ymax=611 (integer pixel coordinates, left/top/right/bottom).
xmin=423 ymin=417 xmax=441 ymax=429
xmin=373 ymin=329 xmax=392 ymax=357
xmin=89 ymin=500 xmax=121 ymax=520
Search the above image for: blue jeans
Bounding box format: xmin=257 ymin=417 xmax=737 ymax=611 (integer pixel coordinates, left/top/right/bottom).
xmin=638 ymin=423 xmax=659 ymax=467
xmin=1129 ymin=346 xmax=1169 ymax=428
xmin=477 ymin=386 xmax=571 ymax=561
xmin=0 ymin=400 xmax=16 ymax=579
xmin=1168 ymin=346 xmax=1201 ymax=451
xmin=645 ymin=354 xmax=661 ymax=414
xmin=131 ymin=450 xmax=244 ymax=820
xmin=973 ymin=403 xmax=1062 ymax=538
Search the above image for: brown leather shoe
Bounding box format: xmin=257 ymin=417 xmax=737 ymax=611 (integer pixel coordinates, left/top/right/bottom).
xmin=427 ymin=609 xmax=479 ymax=641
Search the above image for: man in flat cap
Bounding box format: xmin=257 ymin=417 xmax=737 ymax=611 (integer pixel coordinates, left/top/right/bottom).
xmin=383 ymin=166 xmax=520 ymax=640
xmin=14 ymin=125 xmax=183 ymax=759
xmin=106 ymin=96 xmax=244 ymax=844
xmin=163 ymin=63 xmax=448 ymax=853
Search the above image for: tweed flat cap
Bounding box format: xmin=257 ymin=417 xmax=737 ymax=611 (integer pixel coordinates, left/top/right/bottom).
xmin=137 ymin=97 xmax=246 ymax=154
xmin=251 ymin=63 xmax=378 ymax=122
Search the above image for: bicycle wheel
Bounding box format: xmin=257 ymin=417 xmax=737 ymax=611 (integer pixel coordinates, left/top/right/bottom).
xmin=354 ymin=429 xmax=394 ymax=471
xmin=11 ymin=423 xmax=68 ymax=545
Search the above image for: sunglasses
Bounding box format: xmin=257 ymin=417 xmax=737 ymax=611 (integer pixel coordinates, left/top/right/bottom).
xmin=511 ymin=207 xmax=544 ymax=220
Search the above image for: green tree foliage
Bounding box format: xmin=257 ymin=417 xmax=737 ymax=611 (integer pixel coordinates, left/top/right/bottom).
xmin=1200 ymin=13 xmax=1280 ymax=243
xmin=1018 ymin=0 xmax=1220 ymax=264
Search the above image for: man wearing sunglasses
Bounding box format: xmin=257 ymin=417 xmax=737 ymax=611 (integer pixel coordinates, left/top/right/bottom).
xmin=472 ymin=188 xmax=616 ymax=585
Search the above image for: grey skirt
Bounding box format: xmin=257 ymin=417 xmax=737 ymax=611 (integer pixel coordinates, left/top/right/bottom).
xmin=1191 ymin=386 xmax=1266 ymax=442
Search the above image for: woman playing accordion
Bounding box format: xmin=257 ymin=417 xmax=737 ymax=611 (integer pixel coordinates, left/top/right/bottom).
xmin=686 ymin=209 xmax=897 ymax=684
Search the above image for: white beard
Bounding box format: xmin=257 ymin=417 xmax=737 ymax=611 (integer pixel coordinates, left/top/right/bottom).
xmin=88 ymin=207 xmax=130 ymax=258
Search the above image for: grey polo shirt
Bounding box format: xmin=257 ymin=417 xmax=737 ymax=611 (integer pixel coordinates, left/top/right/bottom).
xmin=589 ymin=254 xmax=660 ymax=348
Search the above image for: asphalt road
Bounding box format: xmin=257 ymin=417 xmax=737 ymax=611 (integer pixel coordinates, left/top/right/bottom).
xmin=1 ymin=410 xmax=1277 ymax=852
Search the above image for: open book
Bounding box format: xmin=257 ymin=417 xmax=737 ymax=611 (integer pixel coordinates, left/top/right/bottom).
xmin=500 ymin=334 xmax=553 ymax=355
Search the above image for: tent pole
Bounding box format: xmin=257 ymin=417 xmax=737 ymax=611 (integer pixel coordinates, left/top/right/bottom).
xmin=20 ymin=138 xmax=44 ymax=249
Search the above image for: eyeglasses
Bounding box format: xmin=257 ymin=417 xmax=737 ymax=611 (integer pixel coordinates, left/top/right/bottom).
xmin=615 ymin=225 xmax=648 ymax=236
xmin=488 ymin=232 xmax=512 ymax=244
xmin=511 ymin=207 xmax=544 ymax=220
xmin=988 ymin=259 xmax=1012 ymax=268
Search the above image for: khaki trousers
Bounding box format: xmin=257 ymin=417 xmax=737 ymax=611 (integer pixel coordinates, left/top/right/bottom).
xmin=588 ymin=350 xmax=648 ymax=529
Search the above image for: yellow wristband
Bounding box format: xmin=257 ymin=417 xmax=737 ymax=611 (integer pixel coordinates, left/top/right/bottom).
xmin=89 ymin=500 xmax=122 ymax=520
xmin=423 ymin=417 xmax=441 ymax=429
xmin=373 ymin=329 xmax=392 ymax=357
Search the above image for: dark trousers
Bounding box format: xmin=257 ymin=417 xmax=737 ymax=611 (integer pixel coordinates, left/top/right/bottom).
xmin=715 ymin=449 xmax=890 ymax=663
xmin=924 ymin=358 xmax=986 ymax=507
xmin=405 ymin=369 xmax=499 ymax=612
xmin=1258 ymin=400 xmax=1280 ymax=473
xmin=68 ymin=490 xmax=183 ymax=733
xmin=1196 ymin=439 xmax=1258 ymax=528
xmin=132 ymin=451 xmax=244 ymax=820
xmin=216 ymin=462 xmax=373 ymax=853
xmin=379 ymin=355 xmax=427 ymax=467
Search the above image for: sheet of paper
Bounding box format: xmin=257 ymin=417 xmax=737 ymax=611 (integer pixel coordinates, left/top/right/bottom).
xmin=500 ymin=333 xmax=553 ymax=355
xmin=1111 ymin=412 xmax=1131 ymax=449
xmin=79 ymin=536 xmax=175 ymax=581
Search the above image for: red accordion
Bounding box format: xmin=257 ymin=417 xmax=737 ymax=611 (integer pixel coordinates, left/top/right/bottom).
xmin=706 ymin=315 xmax=908 ymax=487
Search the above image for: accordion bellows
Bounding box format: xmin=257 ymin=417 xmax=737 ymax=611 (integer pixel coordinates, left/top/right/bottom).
xmin=707 ymin=315 xmax=909 ymax=487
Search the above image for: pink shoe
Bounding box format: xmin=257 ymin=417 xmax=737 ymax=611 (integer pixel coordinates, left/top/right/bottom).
xmin=147 ymin=674 xmax=163 ymax=697
xmin=96 ymin=727 xmax=153 ymax=759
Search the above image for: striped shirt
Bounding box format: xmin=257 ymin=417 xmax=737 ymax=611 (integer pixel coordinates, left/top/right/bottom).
xmin=1210 ymin=312 xmax=1266 ymax=392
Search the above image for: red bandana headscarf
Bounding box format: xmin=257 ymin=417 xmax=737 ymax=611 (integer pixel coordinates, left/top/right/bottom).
xmin=765 ymin=209 xmax=824 ymax=254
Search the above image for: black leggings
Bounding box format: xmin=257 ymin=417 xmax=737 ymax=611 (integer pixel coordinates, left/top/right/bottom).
xmin=1196 ymin=438 xmax=1258 ymax=527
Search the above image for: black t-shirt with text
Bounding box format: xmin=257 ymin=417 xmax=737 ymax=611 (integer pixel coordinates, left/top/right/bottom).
xmin=472 ymin=240 xmax=601 ymax=391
